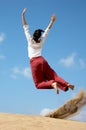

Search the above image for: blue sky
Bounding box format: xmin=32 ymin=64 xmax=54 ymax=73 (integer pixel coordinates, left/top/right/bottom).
xmin=0 ymin=0 xmax=86 ymax=122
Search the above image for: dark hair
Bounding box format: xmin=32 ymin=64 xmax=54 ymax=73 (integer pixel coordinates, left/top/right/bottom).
xmin=33 ymin=29 xmax=44 ymax=41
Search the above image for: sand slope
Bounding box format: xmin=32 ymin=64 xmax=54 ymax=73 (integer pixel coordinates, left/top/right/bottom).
xmin=0 ymin=113 xmax=86 ymax=130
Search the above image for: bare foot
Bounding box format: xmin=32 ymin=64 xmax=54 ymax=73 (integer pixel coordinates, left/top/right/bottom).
xmin=52 ymin=82 xmax=59 ymax=94
xmin=67 ymin=84 xmax=74 ymax=90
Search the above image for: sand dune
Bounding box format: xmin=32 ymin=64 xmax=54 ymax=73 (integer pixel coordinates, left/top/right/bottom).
xmin=0 ymin=113 xmax=86 ymax=130
xmin=0 ymin=90 xmax=86 ymax=130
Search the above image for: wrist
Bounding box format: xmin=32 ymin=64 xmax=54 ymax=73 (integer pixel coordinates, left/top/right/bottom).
xmin=22 ymin=14 xmax=24 ymax=16
xmin=22 ymin=12 xmax=25 ymax=15
xmin=50 ymin=20 xmax=54 ymax=23
xmin=22 ymin=12 xmax=26 ymax=16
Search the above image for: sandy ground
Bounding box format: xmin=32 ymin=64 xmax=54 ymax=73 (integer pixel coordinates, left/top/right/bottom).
xmin=0 ymin=113 xmax=86 ymax=130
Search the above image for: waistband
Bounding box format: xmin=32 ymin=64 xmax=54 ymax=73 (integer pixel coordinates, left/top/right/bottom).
xmin=30 ymin=56 xmax=43 ymax=62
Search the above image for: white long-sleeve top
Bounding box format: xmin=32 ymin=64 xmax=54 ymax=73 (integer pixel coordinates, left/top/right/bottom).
xmin=23 ymin=25 xmax=50 ymax=59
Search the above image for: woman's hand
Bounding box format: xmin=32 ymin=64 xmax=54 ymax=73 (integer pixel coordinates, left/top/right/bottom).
xmin=22 ymin=7 xmax=27 ymax=25
xmin=51 ymin=15 xmax=56 ymax=22
xmin=22 ymin=8 xmax=27 ymax=15
xmin=48 ymin=14 xmax=56 ymax=29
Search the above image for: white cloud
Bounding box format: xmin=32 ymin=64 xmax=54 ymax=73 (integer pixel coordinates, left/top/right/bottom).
xmin=0 ymin=54 xmax=6 ymax=60
xmin=0 ymin=33 xmax=5 ymax=43
xmin=40 ymin=108 xmax=53 ymax=116
xmin=11 ymin=74 xmax=17 ymax=80
xmin=79 ymin=59 xmax=86 ymax=69
xmin=23 ymin=67 xmax=31 ymax=78
xmin=59 ymin=53 xmax=86 ymax=69
xmin=59 ymin=53 xmax=76 ymax=67
xmin=11 ymin=66 xmax=31 ymax=79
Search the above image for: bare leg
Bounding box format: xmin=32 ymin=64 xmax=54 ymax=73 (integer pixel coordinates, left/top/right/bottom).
xmin=52 ymin=82 xmax=59 ymax=94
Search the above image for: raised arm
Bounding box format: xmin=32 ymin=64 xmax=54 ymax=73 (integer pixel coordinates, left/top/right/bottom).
xmin=41 ymin=14 xmax=56 ymax=40
xmin=48 ymin=14 xmax=56 ymax=29
xmin=22 ymin=8 xmax=27 ymax=26
xmin=22 ymin=8 xmax=32 ymax=42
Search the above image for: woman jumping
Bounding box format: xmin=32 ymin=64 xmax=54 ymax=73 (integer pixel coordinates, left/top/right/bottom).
xmin=22 ymin=8 xmax=74 ymax=94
